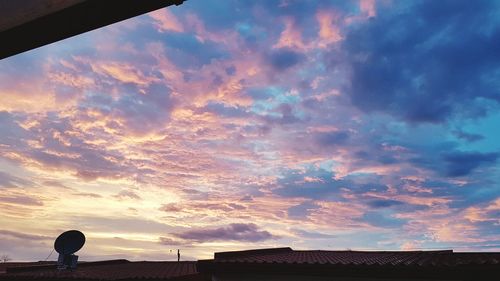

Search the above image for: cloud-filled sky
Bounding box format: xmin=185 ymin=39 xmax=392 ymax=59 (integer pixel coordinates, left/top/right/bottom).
xmin=1 ymin=0 xmax=499 ymax=261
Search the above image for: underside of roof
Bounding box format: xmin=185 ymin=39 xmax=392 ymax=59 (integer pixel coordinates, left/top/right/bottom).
xmin=0 ymin=0 xmax=186 ymax=60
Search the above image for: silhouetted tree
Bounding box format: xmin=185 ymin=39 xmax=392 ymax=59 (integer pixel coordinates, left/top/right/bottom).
xmin=1 ymin=254 xmax=11 ymax=263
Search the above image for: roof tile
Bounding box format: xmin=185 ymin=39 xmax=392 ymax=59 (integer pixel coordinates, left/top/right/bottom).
xmin=211 ymin=248 xmax=500 ymax=267
xmin=2 ymin=260 xmax=199 ymax=280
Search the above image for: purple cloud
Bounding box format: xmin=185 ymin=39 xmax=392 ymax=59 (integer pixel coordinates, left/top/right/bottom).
xmin=0 ymin=171 xmax=33 ymax=188
xmin=113 ymin=190 xmax=142 ymax=200
xmin=0 ymin=195 xmax=43 ymax=206
xmin=159 ymin=203 xmax=182 ymax=212
xmin=442 ymin=151 xmax=499 ymax=177
xmin=173 ymin=223 xmax=277 ymax=242
xmin=367 ymin=199 xmax=404 ymax=209
xmin=158 ymin=237 xmax=185 ymax=246
xmin=73 ymin=192 xmax=102 ymax=198
xmin=342 ymin=0 xmax=500 ymax=123
xmin=267 ymin=48 xmax=305 ymax=71
xmin=0 ymin=230 xmax=50 ymax=241
xmin=315 ymin=131 xmax=350 ymax=146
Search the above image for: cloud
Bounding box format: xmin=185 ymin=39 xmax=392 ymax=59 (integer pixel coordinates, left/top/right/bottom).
xmin=158 ymin=236 xmax=185 ymax=246
xmin=159 ymin=203 xmax=182 ymax=212
xmin=0 ymin=111 xmax=28 ymax=148
xmin=274 ymin=17 xmax=307 ymax=50
xmin=149 ymin=9 xmax=184 ymax=33
xmin=367 ymin=199 xmax=404 ymax=208
xmin=73 ymin=192 xmax=102 ymax=198
xmin=292 ymin=228 xmax=336 ymax=239
xmin=343 ymin=0 xmax=500 ymax=123
xmin=27 ymin=144 xmax=127 ymax=181
xmin=453 ymin=130 xmax=484 ymax=143
xmin=0 ymin=171 xmax=33 ymax=189
xmin=89 ymin=61 xmax=155 ymax=86
xmin=159 ymin=201 xmax=247 ymax=215
xmin=67 ymin=216 xmax=175 ymax=234
xmin=359 ymin=211 xmax=407 ymax=228
xmin=442 ymin=151 xmax=498 ymax=177
xmin=316 ymin=10 xmax=342 ymax=47
xmin=287 ymin=201 xmax=319 ymax=218
xmin=42 ymin=180 xmax=70 ymax=189
xmin=274 ymin=168 xmax=389 ymax=200
xmin=173 ymin=223 xmax=276 ymax=242
xmin=0 ymin=230 xmax=51 ymax=241
xmin=162 ymin=32 xmax=229 ymax=68
xmin=199 ymin=102 xmax=250 ymax=118
xmin=359 ymin=0 xmax=376 ymax=18
xmin=113 ymin=190 xmax=142 ymax=200
xmin=274 ymin=169 xmax=347 ymax=200
xmin=267 ymin=48 xmax=305 ymax=71
xmin=98 ymin=82 xmax=175 ymax=135
xmin=0 ymin=195 xmax=44 ymax=206
xmin=315 ymin=130 xmax=350 ymax=146
xmin=0 ymin=112 xmax=135 ymax=181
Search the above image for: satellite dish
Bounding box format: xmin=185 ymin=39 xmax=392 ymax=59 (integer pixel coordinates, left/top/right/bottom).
xmin=54 ymin=230 xmax=85 ymax=255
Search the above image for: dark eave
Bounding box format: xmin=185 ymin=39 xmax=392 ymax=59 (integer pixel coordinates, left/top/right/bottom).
xmin=0 ymin=0 xmax=186 ymax=60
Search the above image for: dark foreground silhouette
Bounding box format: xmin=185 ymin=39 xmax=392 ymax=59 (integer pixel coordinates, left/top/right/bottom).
xmin=2 ymin=247 xmax=499 ymax=281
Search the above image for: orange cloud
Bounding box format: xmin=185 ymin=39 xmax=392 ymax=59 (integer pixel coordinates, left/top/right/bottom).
xmin=273 ymin=17 xmax=307 ymax=50
xmin=90 ymin=61 xmax=157 ymax=86
xmin=316 ymin=11 xmax=342 ymax=47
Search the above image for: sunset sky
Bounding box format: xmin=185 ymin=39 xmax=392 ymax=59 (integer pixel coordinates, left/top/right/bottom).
xmin=1 ymin=0 xmax=499 ymax=261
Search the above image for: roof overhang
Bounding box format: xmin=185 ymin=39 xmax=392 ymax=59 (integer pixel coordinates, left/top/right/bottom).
xmin=0 ymin=0 xmax=186 ymax=60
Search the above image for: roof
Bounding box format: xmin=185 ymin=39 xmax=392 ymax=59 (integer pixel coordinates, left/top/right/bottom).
xmin=0 ymin=262 xmax=56 ymax=274
xmin=211 ymin=247 xmax=500 ymax=266
xmin=1 ymin=259 xmax=202 ymax=281
xmin=0 ymin=0 xmax=186 ymax=60
xmin=198 ymin=247 xmax=500 ymax=280
xmin=0 ymin=0 xmax=84 ymax=32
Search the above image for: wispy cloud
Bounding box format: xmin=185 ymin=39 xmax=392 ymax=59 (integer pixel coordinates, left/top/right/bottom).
xmin=0 ymin=230 xmax=51 ymax=241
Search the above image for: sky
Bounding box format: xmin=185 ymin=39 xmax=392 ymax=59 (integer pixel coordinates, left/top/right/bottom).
xmin=0 ymin=0 xmax=499 ymax=261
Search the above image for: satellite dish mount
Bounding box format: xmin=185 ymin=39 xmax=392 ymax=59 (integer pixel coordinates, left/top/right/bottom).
xmin=54 ymin=230 xmax=85 ymax=270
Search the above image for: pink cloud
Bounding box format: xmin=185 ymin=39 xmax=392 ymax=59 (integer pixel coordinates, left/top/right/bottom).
xmin=345 ymin=0 xmax=378 ymax=24
xmin=172 ymin=223 xmax=277 ymax=242
xmin=89 ymin=61 xmax=157 ymax=86
xmin=360 ymin=0 xmax=377 ymax=18
xmin=273 ymin=17 xmax=307 ymax=50
xmin=464 ymin=199 xmax=500 ymax=223
xmin=0 ymin=77 xmax=79 ymax=113
xmin=149 ymin=9 xmax=184 ymax=33
xmin=400 ymin=240 xmax=423 ymax=250
xmin=316 ymin=10 xmax=343 ymax=47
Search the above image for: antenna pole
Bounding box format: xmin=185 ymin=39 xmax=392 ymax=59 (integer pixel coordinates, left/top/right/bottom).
xmin=44 ymin=248 xmax=54 ymax=261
